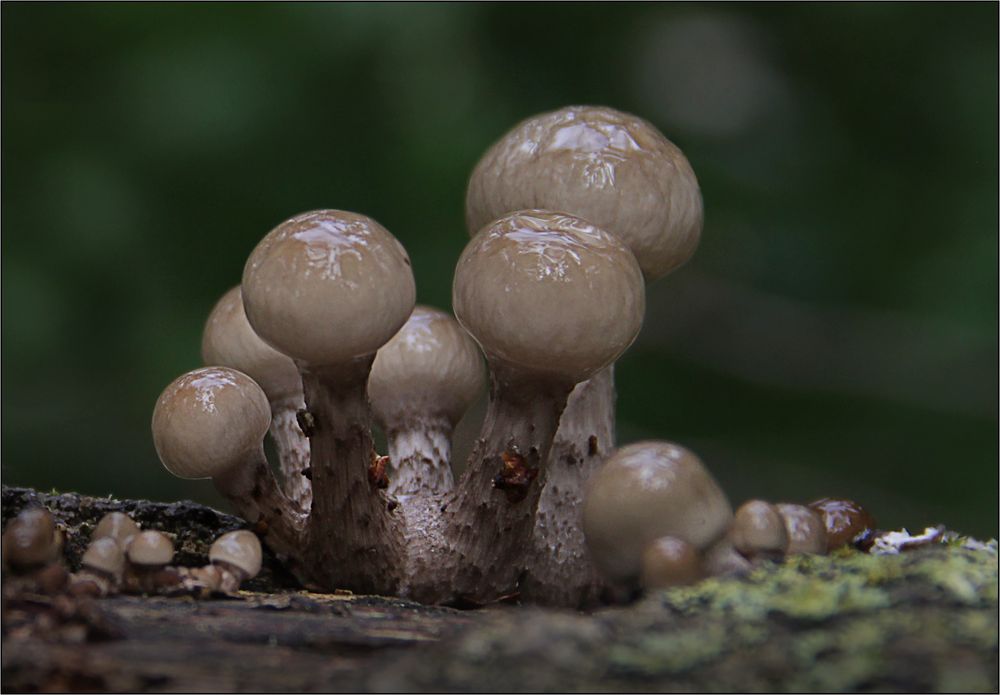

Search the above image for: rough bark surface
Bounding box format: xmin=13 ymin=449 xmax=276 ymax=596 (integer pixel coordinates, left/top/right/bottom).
xmin=3 ymin=486 xmax=997 ymax=693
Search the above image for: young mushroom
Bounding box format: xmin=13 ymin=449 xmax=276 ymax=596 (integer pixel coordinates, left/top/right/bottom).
xmin=731 ymin=500 xmax=789 ymax=561
xmin=776 ymin=503 xmax=828 ymax=555
xmin=91 ymin=511 xmax=140 ymax=550
xmin=202 ymin=285 xmax=311 ymax=508
xmin=71 ymin=537 xmax=126 ymax=596
xmin=439 ymin=210 xmax=645 ymax=603
xmin=639 ymin=536 xmax=703 ymax=590
xmin=809 ymin=497 xmax=878 ymax=551
xmin=2 ymin=508 xmax=63 ymax=572
xmin=465 ymin=105 xmax=704 ymax=605
xmin=368 ymin=305 xmax=485 ymax=497
xmin=124 ymin=530 xmax=177 ymax=594
xmin=241 ymin=209 xmax=415 ymax=595
xmin=207 ymin=530 xmax=263 ymax=593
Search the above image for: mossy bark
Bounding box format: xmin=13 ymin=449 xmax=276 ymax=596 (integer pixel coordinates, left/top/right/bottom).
xmin=3 ymin=486 xmax=996 ymax=693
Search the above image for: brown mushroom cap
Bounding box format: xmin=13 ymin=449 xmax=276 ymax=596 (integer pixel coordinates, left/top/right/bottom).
xmin=731 ymin=500 xmax=789 ymax=559
xmin=209 ymin=530 xmax=262 ymax=579
xmin=368 ymin=305 xmax=485 ymax=429
xmin=81 ymin=537 xmax=126 ymax=578
xmin=126 ymin=530 xmax=174 ymax=567
xmin=453 ymin=210 xmax=644 ymax=384
xmin=152 ymin=366 xmax=271 ymax=480
xmin=92 ymin=512 xmax=140 ymax=550
xmin=776 ymin=503 xmax=828 ymax=555
xmin=808 ymin=497 xmax=877 ymax=551
xmin=582 ymin=441 xmax=732 ymax=583
xmin=201 ymin=285 xmax=302 ymax=403
xmin=640 ymin=536 xmax=702 ymax=589
xmin=242 ymin=209 xmax=416 ymax=366
xmin=2 ymin=508 xmax=61 ymax=569
xmin=466 ymin=105 xmax=703 ymax=281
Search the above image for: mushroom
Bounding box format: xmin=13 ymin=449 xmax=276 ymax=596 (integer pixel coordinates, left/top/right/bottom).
xmin=124 ymin=530 xmax=178 ymax=594
xmin=442 ymin=210 xmax=645 ymax=602
xmin=465 ymin=105 xmax=704 ymax=604
xmin=639 ymin=536 xmax=702 ymax=590
xmin=368 ymin=305 xmax=485 ymax=497
xmin=208 ymin=529 xmax=263 ymax=593
xmin=241 ymin=209 xmax=415 ymax=594
xmin=70 ymin=537 xmax=126 ymax=596
xmin=202 ymin=285 xmax=311 ymax=508
xmin=731 ymin=500 xmax=789 ymax=561
xmin=809 ymin=497 xmax=877 ymax=551
xmin=2 ymin=508 xmax=62 ymax=572
xmin=776 ymin=503 xmax=828 ymax=555
xmin=582 ymin=441 xmax=732 ymax=587
xmin=91 ymin=511 xmax=140 ymax=550
xmin=152 ymin=366 xmax=304 ymax=561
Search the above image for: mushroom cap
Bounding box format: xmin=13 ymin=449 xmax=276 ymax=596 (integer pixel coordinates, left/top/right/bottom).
xmin=2 ymin=508 xmax=61 ymax=569
xmin=808 ymin=497 xmax=877 ymax=551
xmin=201 ymin=286 xmax=302 ymax=403
xmin=639 ymin=536 xmax=702 ymax=590
xmin=242 ymin=210 xmax=416 ymax=366
xmin=152 ymin=366 xmax=271 ymax=480
xmin=466 ymin=105 xmax=703 ymax=281
xmin=209 ymin=530 xmax=262 ymax=579
xmin=582 ymin=441 xmax=732 ymax=583
xmin=126 ymin=530 xmax=174 ymax=567
xmin=776 ymin=503 xmax=827 ymax=555
xmin=731 ymin=500 xmax=789 ymax=559
xmin=453 ymin=210 xmax=644 ymax=384
xmin=368 ymin=305 xmax=485 ymax=429
xmin=81 ymin=537 xmax=126 ymax=578
xmin=92 ymin=512 xmax=140 ymax=550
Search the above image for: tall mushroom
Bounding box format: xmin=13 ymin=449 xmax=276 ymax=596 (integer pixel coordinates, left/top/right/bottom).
xmin=202 ymin=285 xmax=311 ymax=508
xmin=465 ymin=105 xmax=703 ymax=604
xmin=241 ymin=209 xmax=415 ymax=595
xmin=368 ymin=305 xmax=485 ymax=497
xmin=436 ymin=210 xmax=644 ymax=604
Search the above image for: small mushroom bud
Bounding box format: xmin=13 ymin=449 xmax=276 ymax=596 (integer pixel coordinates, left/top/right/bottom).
xmin=202 ymin=285 xmax=310 ymax=508
xmin=582 ymin=441 xmax=732 ymax=586
xmin=809 ymin=497 xmax=877 ymax=551
xmin=209 ymin=530 xmax=263 ymax=592
xmin=776 ymin=503 xmax=828 ymax=556
xmin=368 ymin=305 xmax=485 ymax=497
xmin=70 ymin=537 xmax=126 ymax=597
xmin=127 ymin=530 xmax=174 ymax=568
xmin=731 ymin=500 xmax=789 ymax=561
xmin=92 ymin=512 xmax=140 ymax=550
xmin=639 ymin=536 xmax=702 ymax=590
xmin=2 ymin=508 xmax=62 ymax=572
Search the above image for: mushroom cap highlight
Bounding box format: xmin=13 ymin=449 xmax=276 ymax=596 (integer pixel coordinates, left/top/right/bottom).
xmin=92 ymin=512 xmax=140 ymax=550
xmin=466 ymin=105 xmax=703 ymax=281
xmin=127 ymin=530 xmax=174 ymax=567
xmin=242 ymin=209 xmax=416 ymax=366
xmin=209 ymin=530 xmax=263 ymax=579
xmin=453 ymin=210 xmax=644 ymax=384
xmin=152 ymin=366 xmax=271 ymax=480
xmin=2 ymin=508 xmax=61 ymax=569
xmin=201 ymin=285 xmax=302 ymax=403
xmin=369 ymin=305 xmax=485 ymax=429
xmin=82 ymin=537 xmax=126 ymax=578
xmin=776 ymin=503 xmax=828 ymax=555
xmin=731 ymin=500 xmax=789 ymax=559
xmin=582 ymin=441 xmax=732 ymax=583
xmin=640 ymin=536 xmax=702 ymax=590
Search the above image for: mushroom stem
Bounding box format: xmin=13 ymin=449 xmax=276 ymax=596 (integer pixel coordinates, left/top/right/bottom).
xmin=298 ymin=358 xmax=406 ymax=595
xmin=522 ymin=364 xmax=615 ymax=606
xmin=385 ymin=418 xmax=454 ymax=497
xmin=268 ymin=394 xmax=311 ymax=508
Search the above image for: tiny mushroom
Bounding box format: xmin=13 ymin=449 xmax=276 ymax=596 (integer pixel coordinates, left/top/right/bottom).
xmin=583 ymin=441 xmax=732 ymax=586
xmin=2 ymin=508 xmax=62 ymax=572
xmin=202 ymin=285 xmax=311 ymax=508
xmin=92 ymin=511 xmax=140 ymax=550
xmin=71 ymin=537 xmax=126 ymax=596
xmin=209 ymin=529 xmax=263 ymax=592
xmin=368 ymin=305 xmax=485 ymax=497
xmin=731 ymin=500 xmax=789 ymax=561
xmin=776 ymin=503 xmax=828 ymax=555
xmin=809 ymin=497 xmax=878 ymax=551
xmin=640 ymin=536 xmax=702 ymax=590
xmin=127 ymin=530 xmax=174 ymax=568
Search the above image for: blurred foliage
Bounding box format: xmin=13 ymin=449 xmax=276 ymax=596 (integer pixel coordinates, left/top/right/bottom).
xmin=2 ymin=4 xmax=997 ymax=535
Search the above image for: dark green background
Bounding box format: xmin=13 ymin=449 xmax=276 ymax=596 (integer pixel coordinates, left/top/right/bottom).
xmin=3 ymin=3 xmax=997 ymax=535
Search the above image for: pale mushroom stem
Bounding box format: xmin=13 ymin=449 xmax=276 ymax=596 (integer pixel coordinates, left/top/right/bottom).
xmin=268 ymin=395 xmax=312 ymax=509
xmin=522 ymin=363 xmax=616 ymax=606
xmin=441 ymin=371 xmax=573 ymax=603
xmin=298 ymin=358 xmax=407 ymax=595
xmin=386 ymin=419 xmax=454 ymax=497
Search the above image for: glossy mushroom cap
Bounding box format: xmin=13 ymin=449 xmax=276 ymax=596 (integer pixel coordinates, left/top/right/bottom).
xmin=369 ymin=305 xmax=485 ymax=429
xmin=127 ymin=531 xmax=174 ymax=567
xmin=731 ymin=500 xmax=789 ymax=559
xmin=2 ymin=508 xmax=61 ymax=569
xmin=808 ymin=497 xmax=877 ymax=551
xmin=582 ymin=441 xmax=732 ymax=583
xmin=776 ymin=503 xmax=828 ymax=555
xmin=201 ymin=286 xmax=301 ymax=403
xmin=152 ymin=366 xmax=271 ymax=480
xmin=640 ymin=536 xmax=702 ymax=590
xmin=453 ymin=211 xmax=644 ymax=385
xmin=466 ymin=105 xmax=703 ymax=281
xmin=209 ymin=530 xmax=263 ymax=579
xmin=92 ymin=512 xmax=140 ymax=550
xmin=81 ymin=537 xmax=126 ymax=578
xmin=242 ymin=210 xmax=416 ymax=366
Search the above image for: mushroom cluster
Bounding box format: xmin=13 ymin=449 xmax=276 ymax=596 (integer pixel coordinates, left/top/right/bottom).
xmin=150 ymin=105 xmax=876 ymax=607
